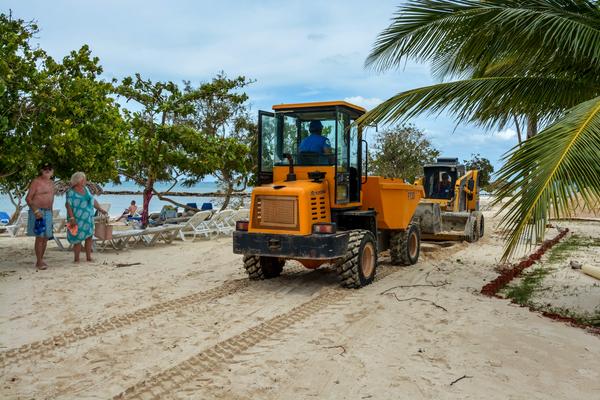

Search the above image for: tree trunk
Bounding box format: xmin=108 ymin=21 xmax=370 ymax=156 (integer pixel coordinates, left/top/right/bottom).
xmin=153 ymin=190 xmax=199 ymax=212
xmin=526 ymin=115 xmax=538 ymax=139
xmin=220 ymin=181 xmax=234 ymax=211
xmin=8 ymin=191 xmax=25 ymax=224
xmin=513 ymin=115 xmax=523 ymax=146
xmin=141 ymin=179 xmax=154 ymax=227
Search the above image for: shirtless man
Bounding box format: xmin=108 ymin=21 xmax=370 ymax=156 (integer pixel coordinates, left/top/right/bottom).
xmin=25 ymin=162 xmax=55 ymax=270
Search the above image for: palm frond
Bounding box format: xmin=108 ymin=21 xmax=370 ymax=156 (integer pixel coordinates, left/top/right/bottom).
xmin=356 ymin=76 xmax=598 ymax=129
xmin=493 ymin=96 xmax=600 ymax=259
xmin=367 ymin=0 xmax=600 ymax=77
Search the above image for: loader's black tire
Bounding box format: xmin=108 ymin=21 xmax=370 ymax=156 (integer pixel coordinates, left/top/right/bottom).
xmin=477 ymin=213 xmax=485 ymax=238
xmin=465 ymin=216 xmax=479 ymax=243
xmin=335 ymin=230 xmax=377 ymax=289
xmin=390 ymin=223 xmax=421 ymax=266
xmin=243 ymin=255 xmax=285 ymax=280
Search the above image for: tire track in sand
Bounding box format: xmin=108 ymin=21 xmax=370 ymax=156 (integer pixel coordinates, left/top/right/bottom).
xmin=0 ymin=278 xmax=250 ymax=368
xmin=111 ymin=266 xmax=398 ymax=400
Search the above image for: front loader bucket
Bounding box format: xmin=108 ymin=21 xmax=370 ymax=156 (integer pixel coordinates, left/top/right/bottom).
xmin=416 ymin=207 xmax=473 ymax=242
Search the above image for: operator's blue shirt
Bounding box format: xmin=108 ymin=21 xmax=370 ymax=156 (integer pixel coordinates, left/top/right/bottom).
xmin=299 ymin=134 xmax=331 ymax=153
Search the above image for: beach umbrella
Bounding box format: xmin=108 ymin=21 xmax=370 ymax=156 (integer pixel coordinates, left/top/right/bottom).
xmin=54 ymin=180 xmax=104 ymax=196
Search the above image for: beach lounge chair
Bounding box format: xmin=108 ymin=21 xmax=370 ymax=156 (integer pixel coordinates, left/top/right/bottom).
xmin=206 ymin=209 xmax=235 ymax=236
xmin=141 ymin=224 xmax=186 ymax=246
xmin=124 ymin=208 xmax=143 ymax=225
xmin=4 ymin=211 xmax=28 ymax=237
xmin=52 ymin=209 xmax=67 ymax=232
xmin=0 ymin=211 xmax=10 ymax=225
xmin=180 ymin=210 xmax=212 ymax=240
xmin=227 ymin=208 xmax=249 ymax=226
xmin=201 ymin=202 xmax=213 ymax=211
xmin=93 ymin=227 xmax=149 ymax=250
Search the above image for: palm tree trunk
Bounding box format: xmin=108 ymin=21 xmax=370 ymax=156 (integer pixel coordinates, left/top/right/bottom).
xmin=526 ymin=115 xmax=538 ymax=139
xmin=513 ymin=115 xmax=523 ymax=146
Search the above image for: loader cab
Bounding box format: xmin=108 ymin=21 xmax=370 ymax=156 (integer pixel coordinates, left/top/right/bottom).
xmin=422 ymin=158 xmax=466 ymax=200
xmin=258 ymin=101 xmax=365 ymax=206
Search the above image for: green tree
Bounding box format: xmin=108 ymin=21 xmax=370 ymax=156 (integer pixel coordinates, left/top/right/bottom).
xmin=463 ymin=153 xmax=494 ymax=191
xmin=184 ymin=74 xmax=255 ymax=209
xmin=1 ymin=14 xmax=125 ymax=221
xmin=370 ymin=124 xmax=439 ymax=182
xmin=359 ymin=0 xmax=600 ymax=258
xmin=116 ymin=74 xmax=219 ymax=226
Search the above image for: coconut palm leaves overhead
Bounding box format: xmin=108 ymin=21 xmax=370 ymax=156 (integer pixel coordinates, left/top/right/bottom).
xmin=360 ymin=0 xmax=600 ymax=259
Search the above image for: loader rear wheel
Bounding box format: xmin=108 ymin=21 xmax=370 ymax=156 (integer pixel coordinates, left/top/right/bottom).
xmin=390 ymin=223 xmax=421 ymax=266
xmin=335 ymin=230 xmax=377 ymax=289
xmin=243 ymin=255 xmax=285 ymax=280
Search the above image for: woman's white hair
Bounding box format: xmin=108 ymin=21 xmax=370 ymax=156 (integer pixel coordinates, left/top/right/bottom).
xmin=70 ymin=171 xmax=86 ymax=186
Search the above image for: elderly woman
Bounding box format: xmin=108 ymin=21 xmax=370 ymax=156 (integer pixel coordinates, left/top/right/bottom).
xmin=65 ymin=172 xmax=107 ymax=263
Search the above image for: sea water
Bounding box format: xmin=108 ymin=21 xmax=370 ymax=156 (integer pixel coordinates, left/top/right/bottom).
xmin=0 ymin=180 xmax=250 ymax=218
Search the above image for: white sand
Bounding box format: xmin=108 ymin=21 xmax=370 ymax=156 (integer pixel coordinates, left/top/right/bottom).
xmin=514 ymin=221 xmax=600 ymax=316
xmin=0 ymin=209 xmax=599 ymax=399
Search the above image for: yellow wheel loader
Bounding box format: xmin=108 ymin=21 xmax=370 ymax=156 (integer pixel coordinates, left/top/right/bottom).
xmin=232 ymin=101 xmax=425 ymax=288
xmin=414 ymin=158 xmax=484 ymax=242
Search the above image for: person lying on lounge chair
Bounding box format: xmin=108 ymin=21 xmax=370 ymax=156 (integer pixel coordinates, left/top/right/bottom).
xmin=116 ymin=200 xmax=138 ymax=222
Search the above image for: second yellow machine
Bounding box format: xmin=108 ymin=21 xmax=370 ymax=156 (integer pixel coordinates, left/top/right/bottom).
xmin=233 ymin=101 xmax=424 ymax=288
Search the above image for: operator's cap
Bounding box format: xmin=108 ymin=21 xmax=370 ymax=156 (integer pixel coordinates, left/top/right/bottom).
xmin=309 ymin=120 xmax=323 ymax=133
xmin=39 ymin=162 xmax=53 ymax=171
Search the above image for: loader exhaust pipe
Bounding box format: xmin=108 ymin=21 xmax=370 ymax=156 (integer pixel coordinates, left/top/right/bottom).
xmin=283 ymin=153 xmax=296 ymax=181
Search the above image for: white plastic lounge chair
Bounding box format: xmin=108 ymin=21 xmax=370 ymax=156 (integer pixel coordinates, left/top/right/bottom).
xmin=227 ymin=208 xmax=249 ymax=226
xmin=180 ymin=211 xmax=212 ymax=240
xmin=96 ymin=228 xmax=146 ymax=250
xmin=4 ymin=211 xmax=28 ymax=237
xmin=52 ymin=209 xmax=66 ymax=232
xmin=206 ymin=209 xmax=235 ymax=236
xmin=142 ymin=224 xmax=186 ymax=246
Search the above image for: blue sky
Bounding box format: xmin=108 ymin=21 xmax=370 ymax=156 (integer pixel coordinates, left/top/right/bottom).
xmin=6 ymin=0 xmax=519 ymax=170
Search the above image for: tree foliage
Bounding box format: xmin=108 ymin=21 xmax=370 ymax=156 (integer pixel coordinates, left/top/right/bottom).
xmin=370 ymin=124 xmax=439 ymax=182
xmin=0 ymin=13 xmax=125 ymax=220
xmin=184 ymin=73 xmax=255 ymax=209
xmin=361 ymin=0 xmax=600 ymax=258
xmin=463 ymin=153 xmax=494 ymax=190
xmin=116 ymin=74 xmax=220 ymax=225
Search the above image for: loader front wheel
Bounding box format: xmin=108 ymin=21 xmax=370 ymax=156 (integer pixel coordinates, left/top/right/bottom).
xmin=476 ymin=213 xmax=485 ymax=238
xmin=243 ymin=255 xmax=285 ymax=280
xmin=390 ymin=223 xmax=421 ymax=266
xmin=465 ymin=216 xmax=479 ymax=243
xmin=335 ymin=230 xmax=377 ymax=289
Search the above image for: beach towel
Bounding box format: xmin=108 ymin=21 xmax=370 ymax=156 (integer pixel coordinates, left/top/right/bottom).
xmin=66 ymin=187 xmax=95 ymax=244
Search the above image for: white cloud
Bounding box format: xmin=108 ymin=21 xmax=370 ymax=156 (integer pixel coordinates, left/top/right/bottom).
xmin=344 ymin=96 xmax=383 ymax=110
xmin=8 ymin=0 xmax=519 ymax=168
xmin=495 ymin=128 xmax=517 ymax=140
